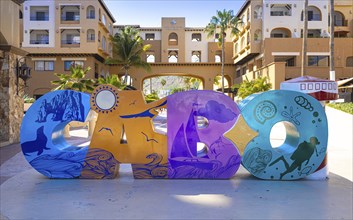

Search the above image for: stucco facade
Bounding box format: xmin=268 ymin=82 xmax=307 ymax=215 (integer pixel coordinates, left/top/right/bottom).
xmin=22 ymin=0 xmax=115 ymax=97
xmin=233 ymin=0 xmax=353 ymax=89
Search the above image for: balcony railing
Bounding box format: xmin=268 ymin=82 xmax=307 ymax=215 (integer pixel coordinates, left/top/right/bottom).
xmin=30 ymin=16 xmax=49 ymax=21
xmin=61 ymin=15 xmax=80 ymax=21
xmin=30 ymin=40 xmax=49 ymax=44
xmin=61 ymin=39 xmax=80 ymax=45
xmin=270 ymin=11 xmax=291 ymax=16
xmin=334 ymin=19 xmax=348 ymax=27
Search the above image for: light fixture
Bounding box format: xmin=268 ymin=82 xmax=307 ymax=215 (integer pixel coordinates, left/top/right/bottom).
xmin=16 ymin=57 xmax=31 ymax=95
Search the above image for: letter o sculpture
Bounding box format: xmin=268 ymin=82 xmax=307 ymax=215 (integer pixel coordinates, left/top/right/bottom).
xmin=240 ymin=90 xmax=328 ymax=180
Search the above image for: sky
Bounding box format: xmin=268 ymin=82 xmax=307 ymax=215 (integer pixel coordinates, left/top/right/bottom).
xmin=103 ymin=0 xmax=246 ymax=27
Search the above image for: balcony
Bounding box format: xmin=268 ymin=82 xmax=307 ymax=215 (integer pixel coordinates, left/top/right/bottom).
xmin=30 ymin=30 xmax=49 ymax=45
xmin=61 ymin=5 xmax=80 ymax=24
xmin=30 ymin=6 xmax=49 ymax=21
xmin=30 ymin=16 xmax=49 ymax=21
xmin=30 ymin=40 xmax=49 ymax=45
xmin=61 ymin=39 xmax=80 ymax=47
xmin=270 ymin=11 xmax=291 ymax=16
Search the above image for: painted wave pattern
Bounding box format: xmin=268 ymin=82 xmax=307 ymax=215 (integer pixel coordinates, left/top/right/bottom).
xmin=169 ymin=154 xmax=241 ymax=179
xmin=80 ymin=148 xmax=120 ymax=179
xmin=29 ymin=148 xmax=88 ymax=178
xmin=131 ymin=153 xmax=169 ymax=179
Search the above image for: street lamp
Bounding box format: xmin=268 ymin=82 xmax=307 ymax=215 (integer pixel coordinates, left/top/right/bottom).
xmin=16 ymin=57 xmax=31 ymax=95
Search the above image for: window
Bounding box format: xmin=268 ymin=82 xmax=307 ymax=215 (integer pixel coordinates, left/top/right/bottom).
xmin=87 ymin=6 xmax=95 ymax=19
xmin=102 ymin=36 xmax=106 ymax=51
xmin=215 ymin=33 xmax=219 ymax=42
xmin=308 ymin=56 xmax=329 ymax=67
xmin=168 ymin=50 xmax=178 ymax=63
xmin=270 ymin=4 xmax=292 ymax=16
xmin=333 ymin=11 xmax=346 ymax=26
xmin=146 ymin=51 xmax=155 ymax=63
xmin=192 ymin=33 xmax=201 ymax=42
xmin=102 ymin=14 xmax=106 ymax=25
xmin=145 ymin=33 xmax=155 ymax=41
xmin=247 ymin=32 xmax=250 ymax=45
xmin=87 ymin=29 xmax=95 ymax=41
xmin=301 ymin=6 xmax=322 ymax=21
xmin=64 ymin=61 xmax=84 ymax=71
xmin=274 ymin=56 xmax=296 ymax=67
xmin=346 ymin=56 xmax=353 ymax=67
xmin=36 ymin=12 xmax=46 ymax=21
xmin=254 ymin=5 xmax=262 ymax=19
xmin=234 ymin=43 xmax=239 ymax=54
xmin=191 ymin=51 xmax=201 ymax=62
xmin=168 ymin=33 xmax=178 ymax=46
xmin=254 ymin=29 xmax=262 ymax=42
xmin=242 ymin=66 xmax=247 ymax=75
xmin=35 ymin=61 xmax=54 ymax=71
xmin=98 ymin=31 xmax=101 ymax=42
xmin=215 ymin=50 xmax=222 ymax=63
xmin=270 ymin=28 xmax=291 ymax=38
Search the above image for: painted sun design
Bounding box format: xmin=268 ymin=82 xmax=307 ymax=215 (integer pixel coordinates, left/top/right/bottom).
xmin=91 ymin=85 xmax=119 ymax=114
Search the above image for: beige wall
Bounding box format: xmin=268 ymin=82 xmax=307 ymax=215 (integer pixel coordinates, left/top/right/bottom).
xmin=161 ymin=18 xmax=186 ymax=63
xmin=0 ymin=0 xmax=21 ymax=47
xmin=25 ymin=56 xmax=109 ymax=96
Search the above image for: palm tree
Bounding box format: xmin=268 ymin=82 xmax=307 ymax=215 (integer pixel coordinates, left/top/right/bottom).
xmin=205 ymin=9 xmax=241 ymax=93
xmin=96 ymin=74 xmax=126 ymax=90
xmin=301 ymin=0 xmax=309 ymax=76
xmin=106 ymin=26 xmax=151 ymax=85
xmin=329 ymin=0 xmax=335 ymax=80
xmin=51 ymin=65 xmax=95 ymax=93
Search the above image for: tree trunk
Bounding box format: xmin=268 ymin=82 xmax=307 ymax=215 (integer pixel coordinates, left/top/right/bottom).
xmin=150 ymin=78 xmax=153 ymax=94
xmin=329 ymin=0 xmax=335 ymax=80
xmin=221 ymin=32 xmax=225 ymax=93
xmin=124 ymin=68 xmax=128 ymax=85
xmin=301 ymin=0 xmax=309 ymax=77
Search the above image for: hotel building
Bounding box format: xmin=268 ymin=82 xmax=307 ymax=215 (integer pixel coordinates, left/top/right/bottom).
xmin=232 ymin=0 xmax=353 ymax=89
xmin=112 ymin=17 xmax=237 ymax=91
xmin=21 ymin=0 xmax=115 ymax=98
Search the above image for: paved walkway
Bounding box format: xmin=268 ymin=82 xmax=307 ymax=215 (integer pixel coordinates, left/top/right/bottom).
xmin=0 ymin=107 xmax=352 ymax=219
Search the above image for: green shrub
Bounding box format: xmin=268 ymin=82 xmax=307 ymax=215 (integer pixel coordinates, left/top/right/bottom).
xmin=237 ymin=77 xmax=272 ymax=99
xmin=327 ymin=102 xmax=353 ymax=115
xmin=23 ymin=94 xmax=35 ymax=103
xmin=145 ymin=92 xmax=160 ymax=103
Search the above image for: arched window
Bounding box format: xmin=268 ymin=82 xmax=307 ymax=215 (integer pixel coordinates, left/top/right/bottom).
xmin=254 ymin=5 xmax=262 ymax=19
xmin=215 ymin=50 xmax=222 ymax=63
xmin=86 ymin=5 xmax=95 ymax=19
xmin=168 ymin=50 xmax=178 ymax=63
xmin=168 ymin=33 xmax=178 ymax=45
xmin=333 ymin=11 xmax=345 ymax=26
xmin=234 ymin=43 xmax=239 ymax=54
xmin=241 ymin=37 xmax=245 ymax=48
xmin=87 ymin=29 xmax=95 ymax=42
xmin=102 ymin=14 xmax=107 ymax=25
xmin=102 ymin=36 xmax=106 ymax=51
xmin=192 ymin=33 xmax=201 ymax=42
xmin=254 ymin=29 xmax=262 ymax=42
xmin=270 ymin=28 xmax=291 ymax=38
xmin=301 ymin=6 xmax=322 ymax=21
xmin=146 ymin=51 xmax=155 ymax=63
xmin=191 ymin=51 xmax=201 ymax=62
xmin=19 ymin=10 xmax=23 ymax=19
xmin=346 ymin=56 xmax=353 ymax=67
xmin=98 ymin=31 xmax=101 ymax=42
xmin=108 ymin=43 xmax=112 ymax=56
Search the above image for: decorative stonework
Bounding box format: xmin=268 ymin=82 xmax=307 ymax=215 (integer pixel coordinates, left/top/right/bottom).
xmin=0 ymin=51 xmax=24 ymax=146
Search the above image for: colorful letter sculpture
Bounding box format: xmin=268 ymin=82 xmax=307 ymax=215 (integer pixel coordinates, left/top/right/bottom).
xmin=20 ymin=85 xmax=328 ymax=180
